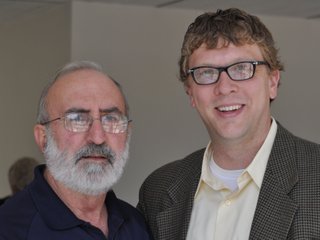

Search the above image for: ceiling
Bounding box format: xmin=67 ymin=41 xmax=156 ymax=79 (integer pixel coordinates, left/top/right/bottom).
xmin=1 ymin=0 xmax=320 ymax=23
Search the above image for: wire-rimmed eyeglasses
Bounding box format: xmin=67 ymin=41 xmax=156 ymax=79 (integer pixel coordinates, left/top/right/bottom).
xmin=187 ymin=61 xmax=269 ymax=85
xmin=40 ymin=112 xmax=132 ymax=134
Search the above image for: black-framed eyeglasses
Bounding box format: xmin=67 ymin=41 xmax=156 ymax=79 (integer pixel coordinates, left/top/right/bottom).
xmin=40 ymin=112 xmax=132 ymax=134
xmin=187 ymin=61 xmax=269 ymax=85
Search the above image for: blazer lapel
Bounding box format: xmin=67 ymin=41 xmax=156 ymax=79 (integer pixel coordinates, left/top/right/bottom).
xmin=156 ymin=195 xmax=194 ymax=240
xmin=250 ymin=125 xmax=299 ymax=239
xmin=156 ymin=156 xmax=202 ymax=240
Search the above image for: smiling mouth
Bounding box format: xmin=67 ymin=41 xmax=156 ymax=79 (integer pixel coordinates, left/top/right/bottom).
xmin=217 ymin=104 xmax=242 ymax=112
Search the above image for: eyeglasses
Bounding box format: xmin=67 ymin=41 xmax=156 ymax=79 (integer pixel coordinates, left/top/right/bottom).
xmin=41 ymin=112 xmax=132 ymax=134
xmin=187 ymin=61 xmax=269 ymax=85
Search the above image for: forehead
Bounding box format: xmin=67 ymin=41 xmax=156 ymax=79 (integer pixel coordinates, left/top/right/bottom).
xmin=46 ymin=69 xmax=125 ymax=115
xmin=189 ymin=42 xmax=264 ymax=66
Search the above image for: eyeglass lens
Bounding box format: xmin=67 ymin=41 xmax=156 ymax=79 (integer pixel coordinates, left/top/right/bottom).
xmin=190 ymin=61 xmax=261 ymax=85
xmin=64 ymin=112 xmax=129 ymax=133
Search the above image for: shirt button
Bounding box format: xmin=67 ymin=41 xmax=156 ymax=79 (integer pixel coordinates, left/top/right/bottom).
xmin=225 ymin=199 xmax=232 ymax=206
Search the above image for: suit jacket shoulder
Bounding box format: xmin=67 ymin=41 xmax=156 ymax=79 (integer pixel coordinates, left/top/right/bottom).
xmin=250 ymin=123 xmax=320 ymax=239
xmin=141 ymin=148 xmax=204 ymax=190
xmin=138 ymin=148 xmax=205 ymax=239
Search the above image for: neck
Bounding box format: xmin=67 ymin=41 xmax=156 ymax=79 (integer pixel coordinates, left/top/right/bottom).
xmin=212 ymin=140 xmax=262 ymax=170
xmin=211 ymin=119 xmax=272 ymax=170
xmin=44 ymin=169 xmax=109 ymax=235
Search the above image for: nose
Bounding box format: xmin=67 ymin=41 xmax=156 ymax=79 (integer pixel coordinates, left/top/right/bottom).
xmin=214 ymin=71 xmax=238 ymax=96
xmin=86 ymin=119 xmax=106 ymax=145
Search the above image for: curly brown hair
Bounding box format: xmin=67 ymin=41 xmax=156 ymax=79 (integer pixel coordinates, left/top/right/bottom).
xmin=179 ymin=8 xmax=284 ymax=83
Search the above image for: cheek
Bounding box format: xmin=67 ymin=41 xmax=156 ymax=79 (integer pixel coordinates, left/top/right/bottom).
xmin=53 ymin=131 xmax=81 ymax=154
xmin=187 ymin=86 xmax=213 ymax=109
xmin=107 ymin=134 xmax=128 ymax=152
xmin=250 ymin=77 xmax=276 ymax=102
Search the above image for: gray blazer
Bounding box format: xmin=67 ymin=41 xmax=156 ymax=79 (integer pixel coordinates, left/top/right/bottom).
xmin=138 ymin=124 xmax=320 ymax=240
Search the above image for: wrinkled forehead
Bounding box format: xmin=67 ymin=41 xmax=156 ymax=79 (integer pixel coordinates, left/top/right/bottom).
xmin=46 ymin=69 xmax=126 ymax=116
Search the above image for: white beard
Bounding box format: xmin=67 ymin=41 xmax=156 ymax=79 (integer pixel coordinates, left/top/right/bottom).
xmin=44 ymin=129 xmax=130 ymax=196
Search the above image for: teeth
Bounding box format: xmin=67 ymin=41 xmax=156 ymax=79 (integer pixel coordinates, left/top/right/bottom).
xmin=218 ymin=105 xmax=241 ymax=112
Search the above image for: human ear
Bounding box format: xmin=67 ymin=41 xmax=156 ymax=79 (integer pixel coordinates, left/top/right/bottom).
xmin=34 ymin=124 xmax=47 ymax=153
xmin=184 ymin=83 xmax=196 ymax=108
xmin=269 ymin=70 xmax=280 ymax=100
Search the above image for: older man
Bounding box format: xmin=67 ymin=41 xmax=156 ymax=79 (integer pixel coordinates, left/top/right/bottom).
xmin=0 ymin=61 xmax=152 ymax=240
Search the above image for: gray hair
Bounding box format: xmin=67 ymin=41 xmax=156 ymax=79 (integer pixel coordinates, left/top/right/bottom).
xmin=36 ymin=60 xmax=130 ymax=124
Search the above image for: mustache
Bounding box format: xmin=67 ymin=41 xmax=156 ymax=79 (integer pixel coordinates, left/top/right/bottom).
xmin=74 ymin=143 xmax=115 ymax=165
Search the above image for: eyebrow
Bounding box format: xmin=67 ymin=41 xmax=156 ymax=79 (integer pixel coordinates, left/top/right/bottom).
xmin=100 ymin=107 xmax=123 ymax=115
xmin=65 ymin=108 xmax=89 ymax=114
xmin=65 ymin=107 xmax=123 ymax=114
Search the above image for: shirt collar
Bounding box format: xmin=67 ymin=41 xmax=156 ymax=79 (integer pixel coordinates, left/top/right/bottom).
xmin=196 ymin=118 xmax=278 ymax=195
xmin=29 ymin=165 xmax=126 ymax=233
xmin=246 ymin=118 xmax=277 ymax=188
xmin=29 ymin=165 xmax=82 ymax=229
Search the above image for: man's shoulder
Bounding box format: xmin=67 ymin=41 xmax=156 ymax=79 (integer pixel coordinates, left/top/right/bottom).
xmin=272 ymin=123 xmax=320 ymax=178
xmin=137 ymin=149 xmax=205 ymax=225
xmin=139 ymin=148 xmax=205 ymax=194
xmin=0 ymin=188 xmax=35 ymax=216
xmin=146 ymin=148 xmax=204 ymax=181
xmin=108 ymin=191 xmax=144 ymax=218
xmin=0 ymin=196 xmax=10 ymax=206
xmin=276 ymin=123 xmax=320 ymax=154
xmin=0 ymin=188 xmax=37 ymax=239
xmin=107 ymin=191 xmax=152 ymax=239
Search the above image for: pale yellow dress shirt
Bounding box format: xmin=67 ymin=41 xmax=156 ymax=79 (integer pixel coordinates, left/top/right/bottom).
xmin=186 ymin=119 xmax=277 ymax=240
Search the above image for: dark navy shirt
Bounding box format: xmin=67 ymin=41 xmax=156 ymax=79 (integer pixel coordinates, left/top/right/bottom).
xmin=0 ymin=165 xmax=152 ymax=240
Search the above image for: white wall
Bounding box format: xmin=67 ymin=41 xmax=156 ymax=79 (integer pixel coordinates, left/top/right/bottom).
xmin=263 ymin=17 xmax=320 ymax=143
xmin=0 ymin=4 xmax=70 ymax=197
xmin=71 ymin=2 xmax=320 ymax=205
